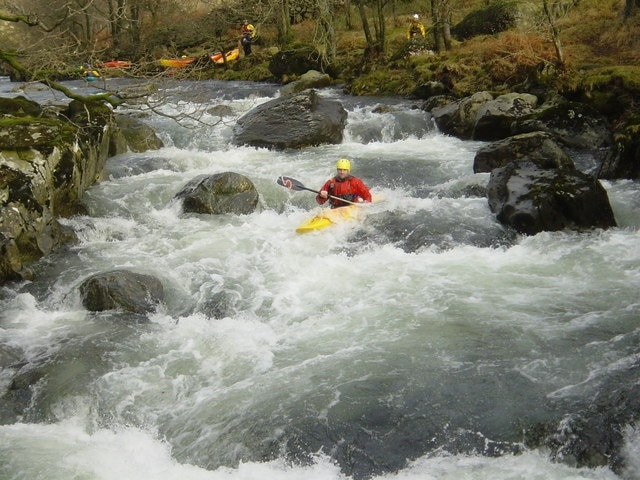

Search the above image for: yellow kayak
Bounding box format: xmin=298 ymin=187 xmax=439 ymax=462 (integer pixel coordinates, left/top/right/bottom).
xmin=211 ymin=48 xmax=240 ymax=64
xmin=158 ymin=57 xmax=196 ymax=68
xmin=295 ymin=200 xmax=375 ymax=234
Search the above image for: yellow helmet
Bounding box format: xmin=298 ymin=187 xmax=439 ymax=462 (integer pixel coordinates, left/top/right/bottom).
xmin=336 ymin=158 xmax=351 ymax=171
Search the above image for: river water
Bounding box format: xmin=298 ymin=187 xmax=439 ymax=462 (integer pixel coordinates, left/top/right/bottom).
xmin=1 ymin=77 xmax=639 ymax=480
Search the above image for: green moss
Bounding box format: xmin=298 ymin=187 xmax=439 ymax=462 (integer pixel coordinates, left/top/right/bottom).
xmin=0 ymin=117 xmax=77 ymax=152
xmin=451 ymin=1 xmax=520 ymax=40
xmin=580 ymin=66 xmax=640 ymax=93
xmin=345 ymin=68 xmax=416 ymax=96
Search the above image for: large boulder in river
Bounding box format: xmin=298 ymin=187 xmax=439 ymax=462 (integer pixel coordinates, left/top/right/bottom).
xmin=430 ymin=91 xmax=538 ymax=141
xmin=231 ymin=89 xmax=347 ymax=149
xmin=430 ymin=91 xmax=493 ymax=139
xmin=472 ymin=92 xmax=538 ymax=141
xmin=511 ymin=101 xmax=611 ymax=150
xmin=280 ymin=70 xmax=332 ymax=96
xmin=597 ymin=124 xmax=640 ymax=180
xmin=79 ymin=270 xmax=164 ymax=314
xmin=474 ymin=132 xmax=573 ymax=173
xmin=110 ymin=114 xmax=164 ymax=155
xmin=175 ymin=172 xmax=259 ymax=215
xmin=487 ymin=162 xmax=617 ymax=235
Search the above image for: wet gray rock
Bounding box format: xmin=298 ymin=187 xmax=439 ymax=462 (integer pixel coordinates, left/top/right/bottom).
xmin=487 ymin=162 xmax=617 ymax=235
xmin=598 ymin=124 xmax=640 ymax=180
xmin=431 ymin=91 xmax=538 ymax=141
xmin=512 ymin=101 xmax=611 ymax=150
xmin=110 ymin=114 xmax=164 ymax=155
xmin=431 ymin=91 xmax=493 ymax=139
xmin=1 ymin=99 xmax=115 ymax=284
xmin=231 ymin=89 xmax=347 ymax=149
xmin=79 ymin=269 xmax=164 ymax=313
xmin=175 ymin=172 xmax=259 ymax=215
xmin=474 ymin=131 xmax=573 ymax=173
xmin=473 ymin=92 xmax=538 ymax=141
xmin=280 ymin=70 xmax=332 ymax=96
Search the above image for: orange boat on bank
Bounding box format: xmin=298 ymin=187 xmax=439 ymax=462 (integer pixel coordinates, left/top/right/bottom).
xmin=98 ymin=60 xmax=132 ymax=68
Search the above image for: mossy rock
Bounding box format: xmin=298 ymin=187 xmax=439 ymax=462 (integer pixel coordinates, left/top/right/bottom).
xmin=577 ymin=66 xmax=640 ymax=118
xmin=345 ymin=68 xmax=416 ymax=96
xmin=0 ymin=96 xmax=43 ymax=117
xmin=269 ymin=46 xmax=325 ymax=79
xmin=0 ymin=117 xmax=77 ymax=153
xmin=451 ymin=1 xmax=520 ymax=40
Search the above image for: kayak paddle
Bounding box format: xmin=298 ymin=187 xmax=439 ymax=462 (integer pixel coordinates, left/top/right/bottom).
xmin=277 ymin=176 xmax=360 ymax=206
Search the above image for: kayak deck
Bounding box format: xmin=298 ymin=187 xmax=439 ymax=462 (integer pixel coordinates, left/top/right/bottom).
xmin=295 ymin=203 xmax=364 ymax=234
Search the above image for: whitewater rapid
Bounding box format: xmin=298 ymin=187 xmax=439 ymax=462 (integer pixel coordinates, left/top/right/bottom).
xmin=0 ymin=77 xmax=638 ymax=480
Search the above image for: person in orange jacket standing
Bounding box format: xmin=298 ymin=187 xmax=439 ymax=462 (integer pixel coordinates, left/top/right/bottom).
xmin=316 ymin=158 xmax=372 ymax=209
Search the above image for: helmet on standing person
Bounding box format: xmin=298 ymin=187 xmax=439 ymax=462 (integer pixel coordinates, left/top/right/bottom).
xmin=413 ymin=14 xmax=419 ymax=20
xmin=336 ymin=158 xmax=351 ymax=171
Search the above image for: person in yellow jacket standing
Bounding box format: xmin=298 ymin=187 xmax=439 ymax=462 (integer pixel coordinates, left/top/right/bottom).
xmin=240 ymin=19 xmax=256 ymax=55
xmin=407 ymin=14 xmax=425 ymax=39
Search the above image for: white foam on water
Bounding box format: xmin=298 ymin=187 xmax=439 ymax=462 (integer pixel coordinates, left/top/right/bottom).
xmin=1 ymin=77 xmax=639 ymax=480
xmin=0 ymin=420 xmax=624 ymax=480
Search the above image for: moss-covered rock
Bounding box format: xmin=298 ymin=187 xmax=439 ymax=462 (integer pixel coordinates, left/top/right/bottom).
xmin=487 ymin=161 xmax=617 ymax=235
xmin=576 ymin=66 xmax=640 ymax=120
xmin=175 ymin=172 xmax=259 ymax=215
xmin=269 ymin=46 xmax=325 ymax=80
xmin=0 ymin=101 xmax=115 ymax=284
xmin=598 ymin=123 xmax=640 ymax=180
xmin=451 ymin=1 xmax=521 ymax=40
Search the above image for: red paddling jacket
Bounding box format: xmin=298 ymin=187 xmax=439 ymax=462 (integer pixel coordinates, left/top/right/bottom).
xmin=316 ymin=175 xmax=372 ymax=208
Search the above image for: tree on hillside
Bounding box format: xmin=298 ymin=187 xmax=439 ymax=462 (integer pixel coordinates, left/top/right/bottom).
xmin=0 ymin=7 xmax=122 ymax=105
xmin=541 ymin=0 xmax=580 ymax=68
xmin=352 ymin=0 xmax=393 ymax=58
xmin=0 ymin=2 xmax=208 ymax=121
xmin=316 ymin=0 xmax=337 ymax=62
xmin=275 ymin=0 xmax=292 ymax=47
xmin=430 ymin=0 xmax=453 ymax=53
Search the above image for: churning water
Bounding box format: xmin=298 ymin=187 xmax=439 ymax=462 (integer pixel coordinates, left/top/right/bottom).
xmin=0 ymin=77 xmax=639 ymax=480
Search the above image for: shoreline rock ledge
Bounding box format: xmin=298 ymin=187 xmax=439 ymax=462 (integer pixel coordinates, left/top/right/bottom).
xmin=0 ymin=96 xmax=162 ymax=285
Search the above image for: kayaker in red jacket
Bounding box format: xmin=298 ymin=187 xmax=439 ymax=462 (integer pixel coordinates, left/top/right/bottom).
xmin=316 ymin=158 xmax=372 ymax=208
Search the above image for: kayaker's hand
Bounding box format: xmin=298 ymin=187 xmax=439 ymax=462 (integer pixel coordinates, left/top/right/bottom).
xmin=319 ymin=190 xmax=328 ymax=199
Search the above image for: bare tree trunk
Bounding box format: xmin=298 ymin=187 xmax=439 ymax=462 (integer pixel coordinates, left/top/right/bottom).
xmin=130 ymin=4 xmax=141 ymax=47
xmin=345 ymin=0 xmax=353 ymax=29
xmin=108 ymin=0 xmax=127 ymax=53
xmin=430 ymin=0 xmax=446 ymax=53
xmin=543 ymin=0 xmax=566 ymax=67
xmin=374 ymin=0 xmax=386 ymax=54
xmin=357 ymin=3 xmax=373 ymax=46
xmin=316 ymin=0 xmax=336 ymax=63
xmin=442 ymin=0 xmax=452 ymax=49
xmin=276 ymin=0 xmax=292 ymax=47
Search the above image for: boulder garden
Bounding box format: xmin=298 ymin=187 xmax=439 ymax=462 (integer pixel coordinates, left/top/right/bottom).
xmin=231 ymin=89 xmax=347 ymax=150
